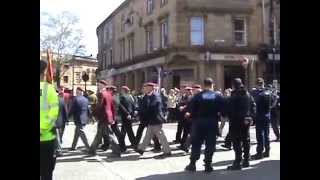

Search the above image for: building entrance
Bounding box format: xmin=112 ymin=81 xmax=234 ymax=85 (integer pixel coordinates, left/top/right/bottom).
xmin=224 ymin=66 xmax=245 ymax=89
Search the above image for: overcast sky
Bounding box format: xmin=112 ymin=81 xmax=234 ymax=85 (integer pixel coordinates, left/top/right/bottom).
xmin=41 ymin=0 xmax=125 ymax=57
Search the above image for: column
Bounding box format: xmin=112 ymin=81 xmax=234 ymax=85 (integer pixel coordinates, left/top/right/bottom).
xmin=215 ymin=62 xmax=224 ymax=91
xmin=198 ymin=62 xmax=206 ymax=84
xmin=134 ymin=70 xmax=140 ymax=92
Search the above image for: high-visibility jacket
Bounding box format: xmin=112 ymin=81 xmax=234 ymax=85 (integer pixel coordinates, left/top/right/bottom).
xmin=40 ymin=81 xmax=59 ymax=142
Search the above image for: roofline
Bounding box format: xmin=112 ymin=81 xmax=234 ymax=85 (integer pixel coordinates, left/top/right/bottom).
xmin=96 ymin=0 xmax=131 ymax=34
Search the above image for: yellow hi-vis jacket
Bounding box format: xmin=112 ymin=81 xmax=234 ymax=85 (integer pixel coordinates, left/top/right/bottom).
xmin=40 ymin=81 xmax=59 ymax=142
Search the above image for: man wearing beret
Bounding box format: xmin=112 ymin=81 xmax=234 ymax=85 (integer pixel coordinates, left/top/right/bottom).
xmin=89 ymin=80 xmax=121 ymax=156
xmin=119 ymin=86 xmax=136 ymax=149
xmin=68 ymin=87 xmax=90 ymax=151
xmin=136 ymin=82 xmax=171 ymax=157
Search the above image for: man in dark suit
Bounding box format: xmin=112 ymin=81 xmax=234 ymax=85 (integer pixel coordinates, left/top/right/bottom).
xmin=135 ymin=84 xmax=161 ymax=151
xmin=119 ymin=86 xmax=136 ymax=147
xmin=136 ymin=82 xmax=171 ymax=157
xmin=68 ymin=87 xmax=90 ymax=151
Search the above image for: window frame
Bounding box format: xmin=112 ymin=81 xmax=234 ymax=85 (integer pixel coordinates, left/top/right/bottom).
xmin=120 ymin=39 xmax=126 ymax=62
xmin=190 ymin=16 xmax=204 ymax=46
xmin=160 ymin=0 xmax=167 ymax=7
xmin=233 ymin=17 xmax=247 ymax=47
xmin=146 ymin=0 xmax=154 ymax=15
xmin=160 ymin=18 xmax=169 ymax=48
xmin=128 ymin=35 xmax=134 ymax=60
xmin=63 ymin=76 xmax=69 ymax=83
xmin=146 ymin=27 xmax=153 ymax=54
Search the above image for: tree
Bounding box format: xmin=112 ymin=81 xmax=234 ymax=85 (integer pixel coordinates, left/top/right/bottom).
xmin=40 ymin=11 xmax=86 ymax=87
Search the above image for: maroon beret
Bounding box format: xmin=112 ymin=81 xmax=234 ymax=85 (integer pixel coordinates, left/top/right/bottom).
xmin=185 ymin=87 xmax=193 ymax=90
xmin=76 ymin=87 xmax=84 ymax=92
xmin=98 ymin=80 xmax=108 ymax=86
xmin=121 ymin=86 xmax=130 ymax=91
xmin=144 ymin=82 xmax=156 ymax=87
xmin=192 ymin=84 xmax=201 ymax=89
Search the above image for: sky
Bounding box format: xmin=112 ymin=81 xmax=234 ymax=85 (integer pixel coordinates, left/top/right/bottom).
xmin=40 ymin=0 xmax=125 ymax=57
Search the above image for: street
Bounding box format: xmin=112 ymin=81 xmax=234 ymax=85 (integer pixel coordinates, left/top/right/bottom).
xmin=54 ymin=122 xmax=280 ymax=180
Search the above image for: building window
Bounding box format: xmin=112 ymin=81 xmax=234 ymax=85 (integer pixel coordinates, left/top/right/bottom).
xmin=120 ymin=39 xmax=125 ymax=62
xmin=161 ymin=18 xmax=168 ymax=48
xmin=104 ymin=26 xmax=107 ymax=43
xmin=75 ymin=72 xmax=81 ymax=84
xmin=147 ymin=0 xmax=154 ymax=14
xmin=190 ymin=17 xmax=204 ymax=45
xmin=63 ymin=76 xmax=69 ymax=83
xmin=104 ymin=52 xmax=108 ymax=69
xmin=109 ymin=49 xmax=113 ymax=65
xmin=161 ymin=0 xmax=167 ymax=7
xmin=121 ymin=15 xmax=125 ymax=32
xmin=146 ymin=27 xmax=153 ymax=53
xmin=128 ymin=35 xmax=134 ymax=60
xmin=86 ymin=68 xmax=90 ymax=74
xmin=91 ymin=74 xmax=96 ymax=85
xmin=233 ymin=17 xmax=247 ymax=46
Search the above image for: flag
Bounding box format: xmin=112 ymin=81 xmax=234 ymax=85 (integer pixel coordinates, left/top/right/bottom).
xmin=46 ymin=49 xmax=54 ymax=84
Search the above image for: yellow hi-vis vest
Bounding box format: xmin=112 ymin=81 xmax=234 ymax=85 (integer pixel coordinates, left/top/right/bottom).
xmin=40 ymin=81 xmax=59 ymax=142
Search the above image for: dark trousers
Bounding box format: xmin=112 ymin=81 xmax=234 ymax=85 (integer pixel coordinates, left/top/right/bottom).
xmin=40 ymin=140 xmax=56 ymax=180
xmin=256 ymin=117 xmax=270 ymax=154
xmin=135 ymin=122 xmax=161 ymax=149
xmin=190 ymin=119 xmax=218 ymax=164
xmin=111 ymin=122 xmax=126 ymax=151
xmin=121 ymin=118 xmax=136 ymax=146
xmin=230 ymin=123 xmax=250 ymax=164
xmin=90 ymin=120 xmax=121 ymax=154
xmin=180 ymin=121 xmax=192 ymax=147
xmin=271 ymin=110 xmax=280 ymax=139
xmin=167 ymin=108 xmax=177 ymax=123
xmin=71 ymin=124 xmax=90 ymax=149
xmin=175 ymin=117 xmax=184 ymax=142
xmin=224 ymin=132 xmax=232 ymax=147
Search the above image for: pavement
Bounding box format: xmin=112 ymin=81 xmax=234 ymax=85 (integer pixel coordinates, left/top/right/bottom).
xmin=53 ymin=122 xmax=280 ymax=180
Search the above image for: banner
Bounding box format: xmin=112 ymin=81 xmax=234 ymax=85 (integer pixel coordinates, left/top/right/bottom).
xmin=46 ymin=49 xmax=54 ymax=84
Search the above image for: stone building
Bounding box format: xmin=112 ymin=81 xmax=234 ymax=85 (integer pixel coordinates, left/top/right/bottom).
xmin=97 ymin=0 xmax=267 ymax=91
xmin=40 ymin=51 xmax=98 ymax=94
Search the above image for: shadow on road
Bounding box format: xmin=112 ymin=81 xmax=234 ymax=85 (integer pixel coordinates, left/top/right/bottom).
xmin=135 ymin=160 xmax=280 ymax=180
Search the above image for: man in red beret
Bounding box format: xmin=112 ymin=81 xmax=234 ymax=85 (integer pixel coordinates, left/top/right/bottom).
xmin=135 ymin=82 xmax=171 ymax=157
xmin=118 ymin=86 xmax=136 ymax=149
xmin=88 ymin=81 xmax=121 ymax=157
xmin=192 ymin=84 xmax=202 ymax=95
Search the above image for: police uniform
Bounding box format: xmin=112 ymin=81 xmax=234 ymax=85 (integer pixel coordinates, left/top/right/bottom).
xmin=40 ymin=80 xmax=59 ymax=180
xmin=251 ymin=84 xmax=276 ymax=159
xmin=227 ymin=79 xmax=256 ymax=170
xmin=185 ymin=87 xmax=225 ymax=172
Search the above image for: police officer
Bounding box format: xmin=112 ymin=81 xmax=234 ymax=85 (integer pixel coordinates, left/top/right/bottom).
xmin=227 ymin=78 xmax=256 ymax=170
xmin=251 ymin=78 xmax=276 ymax=159
xmin=185 ymin=78 xmax=225 ymax=173
xmin=40 ymin=60 xmax=59 ymax=180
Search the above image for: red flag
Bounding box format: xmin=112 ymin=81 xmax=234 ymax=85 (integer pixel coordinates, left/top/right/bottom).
xmin=46 ymin=49 xmax=54 ymax=84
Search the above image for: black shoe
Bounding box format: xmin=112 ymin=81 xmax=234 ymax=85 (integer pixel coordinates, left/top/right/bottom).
xmin=221 ymin=144 xmax=232 ymax=150
xmin=204 ymin=165 xmax=213 ymax=173
xmin=227 ymin=164 xmax=242 ymax=170
xmin=185 ymin=164 xmax=196 ymax=172
xmin=242 ymin=160 xmax=250 ymax=168
xmin=99 ymin=145 xmax=109 ymax=151
xmin=135 ymin=149 xmax=144 ymax=155
xmin=151 ymin=148 xmax=162 ymax=152
xmin=263 ymin=151 xmax=270 ymax=158
xmin=109 ymin=152 xmax=121 ymax=158
xmin=172 ymin=140 xmax=180 ymax=144
xmin=87 ymin=150 xmax=96 ymax=156
xmin=156 ymin=152 xmax=172 ymax=159
xmin=252 ymin=153 xmax=263 ymax=160
xmin=56 ymin=151 xmax=63 ymax=157
xmin=69 ymin=147 xmax=76 ymax=151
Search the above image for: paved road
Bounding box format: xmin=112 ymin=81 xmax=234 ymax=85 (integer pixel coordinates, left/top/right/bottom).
xmin=53 ymin=122 xmax=280 ymax=180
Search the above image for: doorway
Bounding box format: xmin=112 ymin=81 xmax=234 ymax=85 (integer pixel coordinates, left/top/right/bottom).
xmin=173 ymin=75 xmax=180 ymax=89
xmin=224 ymin=66 xmax=245 ymax=89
